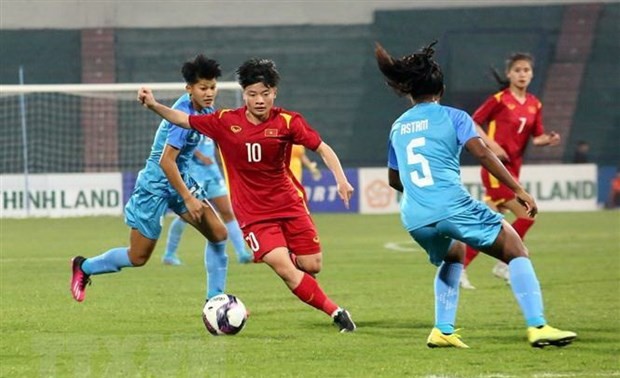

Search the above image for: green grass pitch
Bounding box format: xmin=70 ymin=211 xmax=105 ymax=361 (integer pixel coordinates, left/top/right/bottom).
xmin=1 ymin=211 xmax=619 ymax=377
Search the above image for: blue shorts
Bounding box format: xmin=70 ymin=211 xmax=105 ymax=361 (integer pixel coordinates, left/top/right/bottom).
xmin=409 ymin=200 xmax=503 ymax=266
xmin=125 ymin=176 xmax=207 ymax=240
xmin=202 ymin=177 xmax=228 ymax=199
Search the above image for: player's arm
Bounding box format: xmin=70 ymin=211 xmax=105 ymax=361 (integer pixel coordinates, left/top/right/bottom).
xmin=301 ymin=152 xmax=322 ymax=181
xmin=138 ymin=87 xmax=191 ymax=128
xmin=474 ymin=123 xmax=509 ymax=162
xmin=194 ymin=150 xmax=214 ymax=166
xmin=530 ymin=103 xmax=560 ymax=147
xmin=160 ymin=144 xmax=203 ymax=221
xmin=315 ymin=142 xmax=354 ymax=208
xmin=388 ymin=168 xmax=403 ymax=192
xmin=466 ymin=137 xmax=537 ymax=217
xmin=532 ymin=131 xmax=561 ymax=146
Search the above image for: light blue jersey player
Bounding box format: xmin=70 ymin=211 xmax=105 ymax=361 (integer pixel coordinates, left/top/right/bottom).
xmin=163 ymin=108 xmax=253 ymax=268
xmin=388 ymin=103 xmax=504 ymax=266
xmin=376 ymin=41 xmax=576 ymax=348
xmin=71 ymin=55 xmax=229 ymax=304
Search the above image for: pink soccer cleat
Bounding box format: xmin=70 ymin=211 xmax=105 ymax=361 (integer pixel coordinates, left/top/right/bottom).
xmin=70 ymin=256 xmax=91 ymax=302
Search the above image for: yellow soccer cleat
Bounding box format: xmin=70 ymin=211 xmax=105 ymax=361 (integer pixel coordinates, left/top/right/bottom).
xmin=427 ymin=327 xmax=470 ymax=349
xmin=527 ymin=325 xmax=577 ymax=348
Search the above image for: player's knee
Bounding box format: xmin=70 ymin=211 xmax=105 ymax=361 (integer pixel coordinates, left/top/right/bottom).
xmin=297 ymin=255 xmax=322 ymax=275
xmin=209 ymin=224 xmax=228 ymax=243
xmin=129 ymin=254 xmax=149 ymax=267
xmin=302 ymin=263 xmax=322 ymax=275
xmin=505 ymin=243 xmax=529 ymax=261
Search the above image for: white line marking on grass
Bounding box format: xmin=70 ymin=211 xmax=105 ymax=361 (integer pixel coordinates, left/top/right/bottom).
xmin=384 ymin=240 xmax=422 ymax=252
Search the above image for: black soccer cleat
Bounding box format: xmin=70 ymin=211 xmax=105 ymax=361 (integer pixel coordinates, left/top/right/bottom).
xmin=333 ymin=309 xmax=356 ymax=333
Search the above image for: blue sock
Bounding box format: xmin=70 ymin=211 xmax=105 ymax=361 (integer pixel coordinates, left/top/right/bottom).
xmin=81 ymin=247 xmax=133 ymax=276
xmin=225 ymin=220 xmax=249 ymax=260
xmin=434 ymin=262 xmax=463 ymax=334
xmin=165 ymin=217 xmax=188 ymax=257
xmin=205 ymin=241 xmax=228 ymax=299
xmin=509 ymin=257 xmax=546 ymax=327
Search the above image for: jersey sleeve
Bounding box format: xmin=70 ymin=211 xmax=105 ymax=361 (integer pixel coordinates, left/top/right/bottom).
xmin=387 ymin=136 xmax=398 ymax=170
xmin=449 ymin=108 xmax=479 ymax=146
xmin=531 ymin=100 xmax=545 ymax=137
xmin=472 ymin=94 xmax=501 ymax=126
xmin=164 ymin=98 xmax=193 ymax=149
xmin=289 ymin=114 xmax=322 ymax=150
xmin=166 ymin=125 xmax=193 ymax=149
xmin=189 ymin=111 xmax=224 ymax=139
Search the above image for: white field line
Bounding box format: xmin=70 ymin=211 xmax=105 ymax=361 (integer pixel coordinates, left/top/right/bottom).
xmin=384 ymin=240 xmax=423 ymax=252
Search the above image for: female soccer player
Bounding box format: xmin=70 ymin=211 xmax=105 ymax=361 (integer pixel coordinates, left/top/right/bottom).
xmin=376 ymin=41 xmax=575 ymax=348
xmin=460 ymin=53 xmax=561 ymax=289
xmin=70 ymin=55 xmax=228 ymax=303
xmin=138 ymin=58 xmax=356 ymax=332
xmin=289 ymin=144 xmax=322 ymax=184
xmin=162 ymin=133 xmax=253 ymax=267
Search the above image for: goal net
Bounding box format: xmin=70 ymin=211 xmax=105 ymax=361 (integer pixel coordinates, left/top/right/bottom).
xmin=0 ymin=82 xmax=242 ymax=175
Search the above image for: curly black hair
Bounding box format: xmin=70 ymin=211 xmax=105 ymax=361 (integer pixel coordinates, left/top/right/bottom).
xmin=375 ymin=41 xmax=444 ymax=100
xmin=181 ymin=54 xmax=221 ymax=84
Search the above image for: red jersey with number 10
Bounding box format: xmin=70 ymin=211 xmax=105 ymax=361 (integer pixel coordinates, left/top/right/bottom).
xmin=188 ymin=107 xmax=322 ymax=227
xmin=472 ymin=89 xmax=544 ymax=176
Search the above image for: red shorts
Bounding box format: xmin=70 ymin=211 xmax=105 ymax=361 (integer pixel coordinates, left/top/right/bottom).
xmin=241 ymin=215 xmax=321 ymax=262
xmin=480 ymin=167 xmax=518 ymax=206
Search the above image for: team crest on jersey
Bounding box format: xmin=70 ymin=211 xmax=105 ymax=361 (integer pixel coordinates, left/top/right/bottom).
xmin=230 ymin=125 xmax=242 ymax=133
xmin=507 ymin=103 xmax=516 ymax=110
xmin=528 ymin=105 xmax=537 ymax=114
xmin=313 ymin=236 xmax=320 ymax=243
xmin=265 ymin=129 xmax=279 ymax=137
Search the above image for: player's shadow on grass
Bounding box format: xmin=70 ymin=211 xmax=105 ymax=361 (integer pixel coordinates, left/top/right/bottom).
xmin=305 ymin=319 xmax=429 ymax=335
xmin=354 ymin=319 xmax=429 ymax=332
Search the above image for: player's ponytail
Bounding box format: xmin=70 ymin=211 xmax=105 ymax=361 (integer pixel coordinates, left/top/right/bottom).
xmin=490 ymin=67 xmax=510 ymax=90
xmin=375 ymin=40 xmax=444 ymax=100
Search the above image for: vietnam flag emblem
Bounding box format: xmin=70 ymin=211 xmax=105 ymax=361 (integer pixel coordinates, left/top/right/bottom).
xmin=265 ymin=129 xmax=279 ymax=137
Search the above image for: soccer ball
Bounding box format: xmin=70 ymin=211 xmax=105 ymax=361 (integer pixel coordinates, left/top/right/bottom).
xmin=202 ymin=294 xmax=248 ymax=336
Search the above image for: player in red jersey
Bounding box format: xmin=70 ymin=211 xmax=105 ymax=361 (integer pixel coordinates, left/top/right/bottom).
xmin=459 ymin=53 xmax=561 ymax=290
xmin=138 ymin=58 xmax=356 ymax=332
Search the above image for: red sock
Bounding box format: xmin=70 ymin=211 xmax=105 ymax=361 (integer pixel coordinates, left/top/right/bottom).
xmin=291 ymin=273 xmax=338 ymax=316
xmin=464 ymin=245 xmax=479 ymax=268
xmin=512 ymin=218 xmax=535 ymax=239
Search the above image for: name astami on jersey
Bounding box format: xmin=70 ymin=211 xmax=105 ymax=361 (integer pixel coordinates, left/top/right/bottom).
xmin=399 ymin=119 xmax=429 ymax=134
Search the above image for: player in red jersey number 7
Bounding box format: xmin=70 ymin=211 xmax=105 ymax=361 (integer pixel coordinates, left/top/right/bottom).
xmin=459 ymin=53 xmax=561 ymax=290
xmin=138 ymin=58 xmax=356 ymax=332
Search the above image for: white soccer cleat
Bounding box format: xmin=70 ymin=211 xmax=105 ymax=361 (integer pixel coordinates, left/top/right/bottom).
xmin=492 ymin=261 xmax=510 ymax=282
xmin=459 ymin=270 xmax=476 ymax=290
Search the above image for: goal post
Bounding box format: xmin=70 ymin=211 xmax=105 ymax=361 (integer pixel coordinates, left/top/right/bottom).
xmin=0 ymin=82 xmax=242 ymax=217
xmin=0 ymin=82 xmax=242 ymax=174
